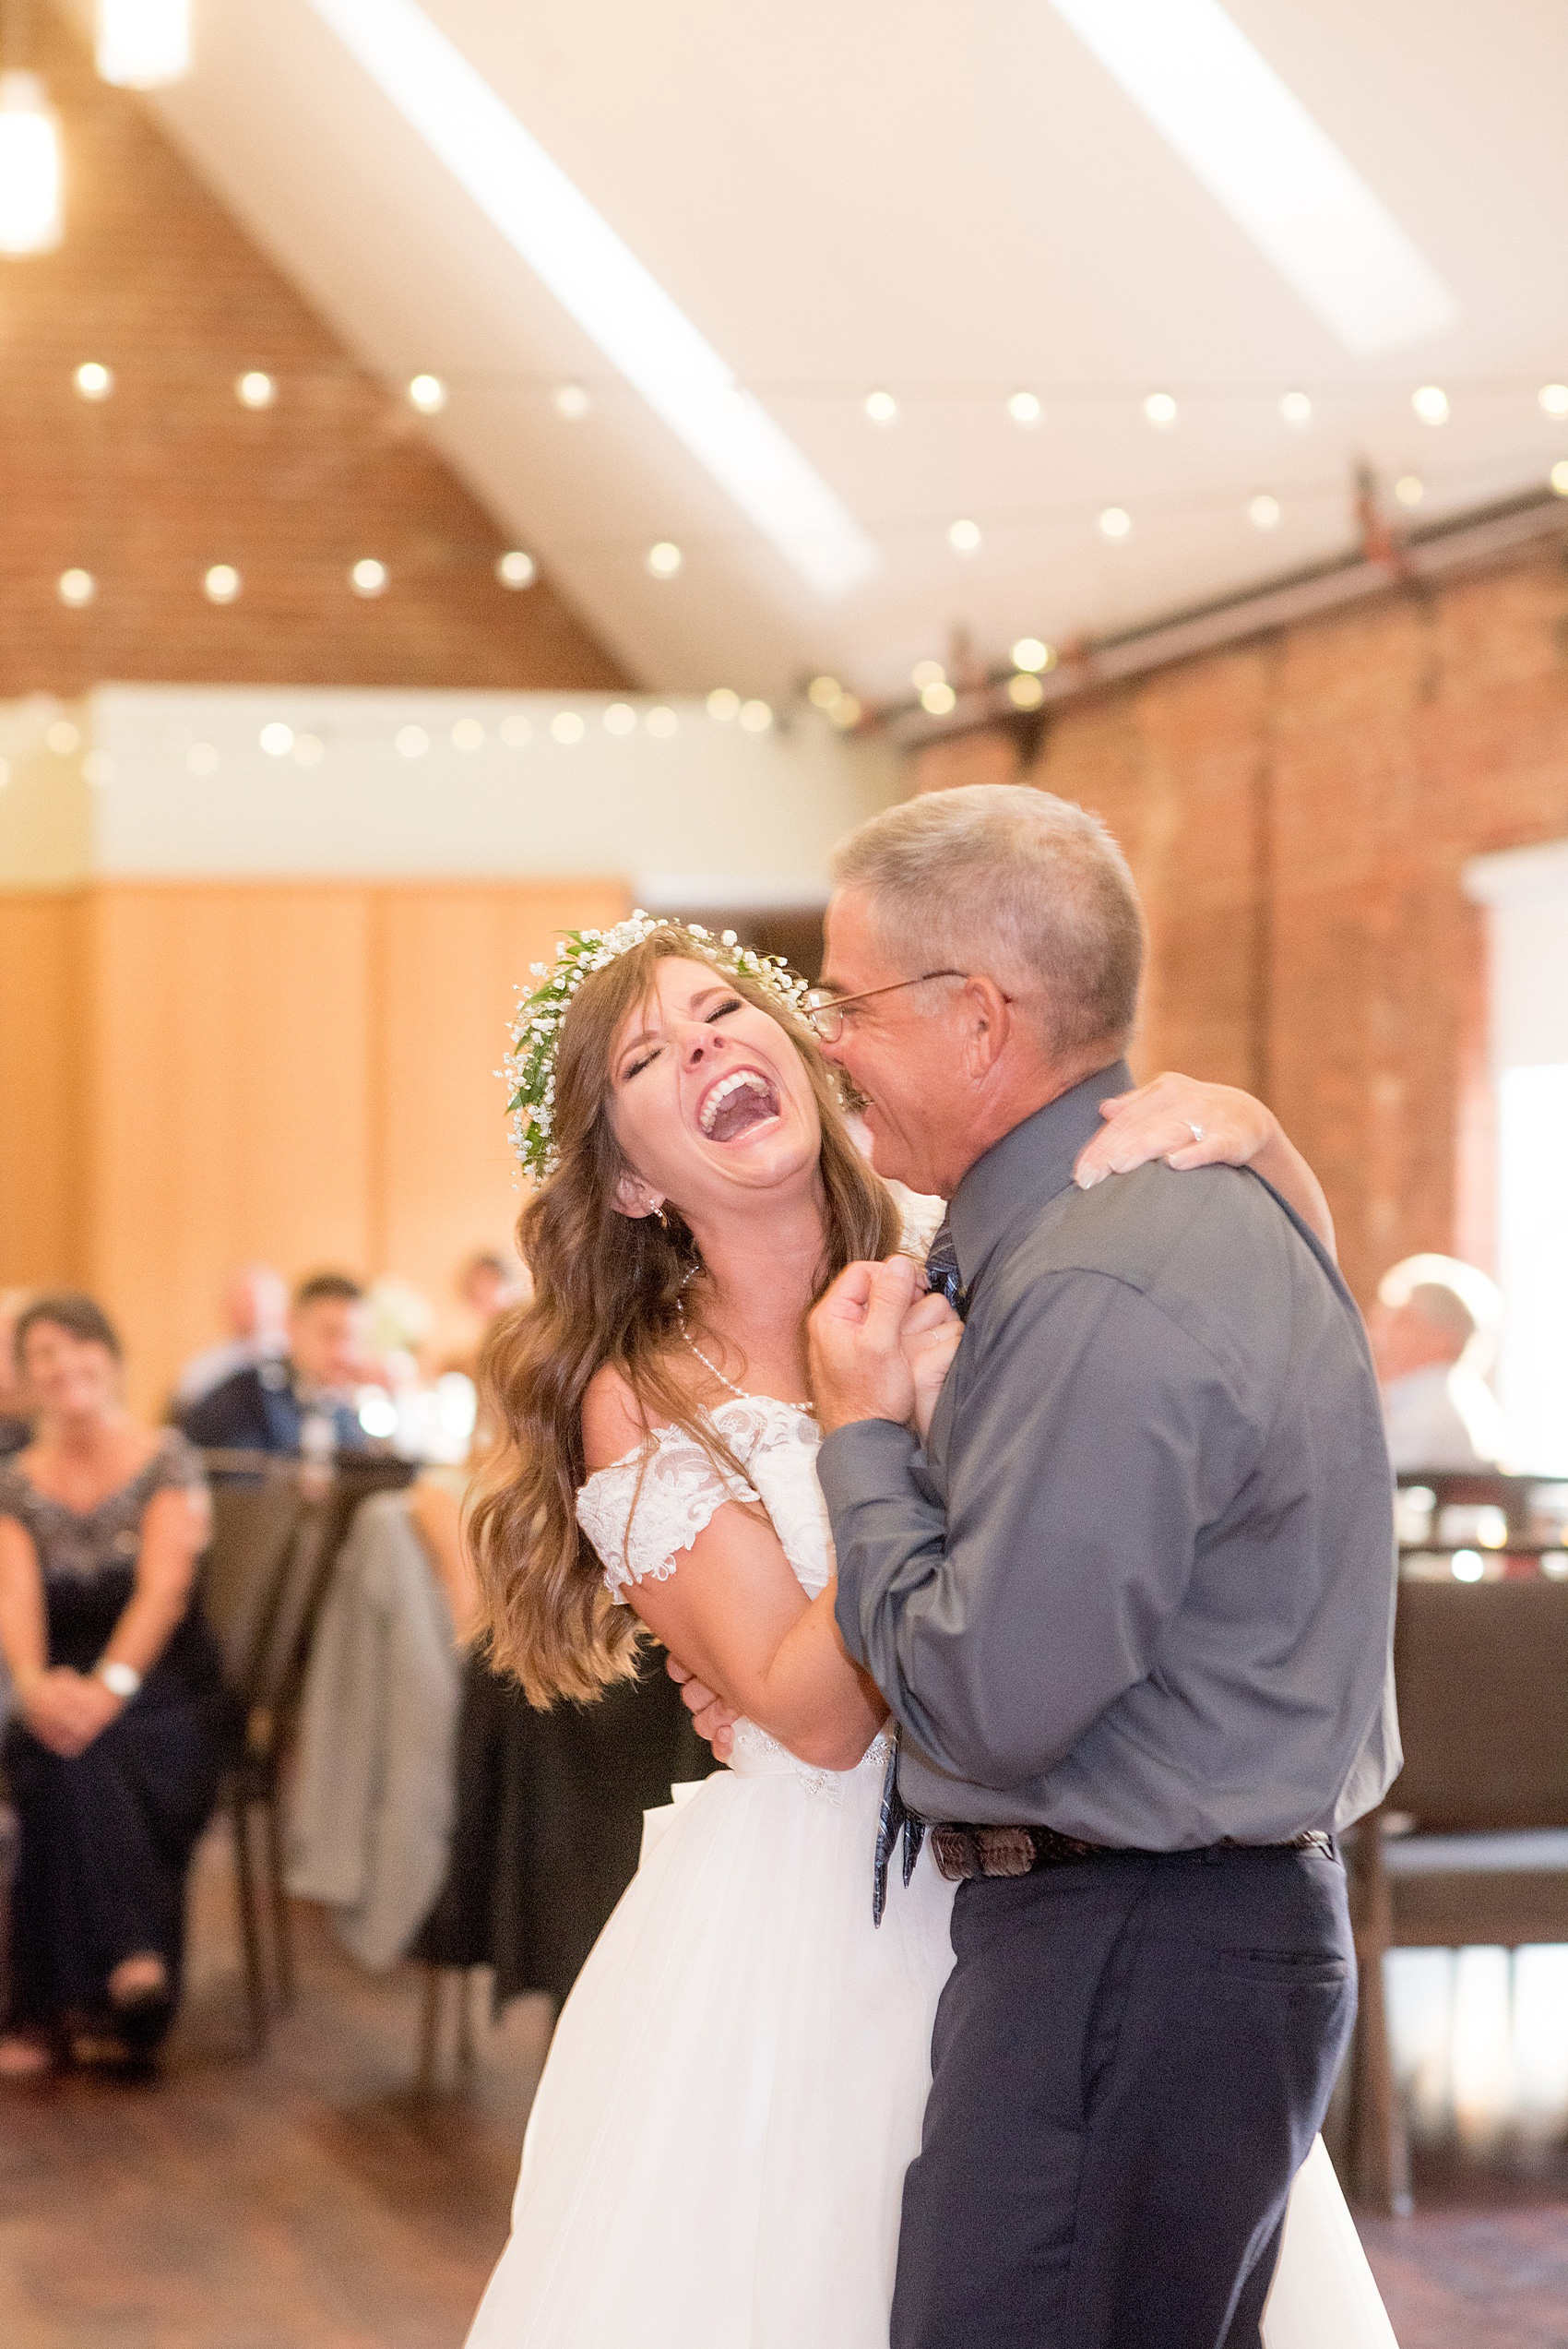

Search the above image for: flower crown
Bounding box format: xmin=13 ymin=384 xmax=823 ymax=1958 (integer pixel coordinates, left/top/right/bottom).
xmin=505 ymin=911 xmax=811 ymax=1179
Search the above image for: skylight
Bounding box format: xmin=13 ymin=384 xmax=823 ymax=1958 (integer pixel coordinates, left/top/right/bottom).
xmin=1048 ymin=0 xmax=1455 ymax=353
xmin=307 ymin=0 xmax=875 ymax=598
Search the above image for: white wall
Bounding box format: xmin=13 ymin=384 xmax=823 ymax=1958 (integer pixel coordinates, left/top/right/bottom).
xmin=1465 ymin=839 xmax=1568 ymax=1473
xmin=0 ymin=684 xmax=899 ymax=895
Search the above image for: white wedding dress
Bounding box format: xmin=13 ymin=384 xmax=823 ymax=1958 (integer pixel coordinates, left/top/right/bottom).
xmin=466 ymin=1397 xmax=1397 ymax=2349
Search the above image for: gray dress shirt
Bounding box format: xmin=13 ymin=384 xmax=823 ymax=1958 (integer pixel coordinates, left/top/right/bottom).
xmin=822 ymin=1062 xmax=1401 ymax=1846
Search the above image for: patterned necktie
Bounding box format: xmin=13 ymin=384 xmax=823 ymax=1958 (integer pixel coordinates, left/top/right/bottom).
xmin=925 ymin=1218 xmax=968 ymax=1320
xmin=872 ymin=1730 xmax=926 ymax=1927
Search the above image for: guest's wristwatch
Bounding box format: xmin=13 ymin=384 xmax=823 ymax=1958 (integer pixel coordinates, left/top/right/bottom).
xmin=95 ymin=1658 xmax=142 ymax=1700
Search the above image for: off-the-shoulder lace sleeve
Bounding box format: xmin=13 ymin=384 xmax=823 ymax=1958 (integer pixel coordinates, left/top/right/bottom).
xmin=576 ymin=1423 xmax=761 ymax=1602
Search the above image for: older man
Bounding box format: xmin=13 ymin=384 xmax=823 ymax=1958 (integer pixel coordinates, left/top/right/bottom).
xmin=806 ymin=786 xmax=1398 ymax=2348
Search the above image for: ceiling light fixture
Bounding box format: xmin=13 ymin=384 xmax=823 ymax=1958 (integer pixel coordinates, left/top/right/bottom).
xmin=75 ymin=362 xmax=113 ymax=400
xmin=495 ymin=549 xmax=536 ymax=589
xmin=237 ymin=371 xmax=276 ymax=409
xmin=1143 ymin=390 xmax=1177 ymax=428
xmin=452 ymin=718 xmax=484 ymax=749
xmin=1006 ymin=390 xmax=1042 ymax=426
xmin=1247 ymin=493 xmax=1280 ymax=530
xmin=1539 ymin=384 xmax=1568 ymax=420
xmin=551 ymin=711 xmax=585 ymax=745
xmin=1279 ymin=389 xmax=1313 ymax=427
xmin=96 ymin=0 xmax=192 ymax=89
xmin=57 ymin=568 xmax=96 ymax=606
xmin=1011 ymin=638 xmax=1054 ymax=673
xmin=603 ymin=702 xmax=637 ymax=735
xmin=1099 ymin=506 xmax=1132 ymax=540
xmin=863 ymin=389 xmax=898 ymax=426
xmin=259 ymin=722 xmax=294 ymax=757
xmin=1551 ymin=460 xmax=1568 ymax=498
xmin=1412 ymin=384 xmax=1449 ymax=424
xmin=309 ymin=0 xmax=875 ymax=596
xmin=0 ymin=73 xmax=63 ymax=255
xmin=204 ymin=564 xmax=242 ymax=602
xmin=408 ymin=372 xmax=447 ymax=413
xmin=1048 ymin=0 xmax=1454 ymax=353
xmin=350 ymin=557 xmax=389 ymax=596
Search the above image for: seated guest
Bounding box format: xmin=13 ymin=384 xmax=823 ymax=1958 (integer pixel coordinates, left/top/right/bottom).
xmin=173 ymin=1265 xmax=289 ymax=1408
xmin=181 ymin=1272 xmax=371 ymax=1458
xmin=1369 ymin=1268 xmax=1506 ymax=1471
xmin=0 ymin=1290 xmax=36 ymax=1459
xmin=0 ymin=1294 xmax=226 ymax=2075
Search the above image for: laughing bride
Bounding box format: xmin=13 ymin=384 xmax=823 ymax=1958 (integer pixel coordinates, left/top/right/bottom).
xmin=461 ymin=913 xmax=1395 ymax=2349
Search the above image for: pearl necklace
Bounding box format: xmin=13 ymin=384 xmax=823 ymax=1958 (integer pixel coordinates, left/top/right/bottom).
xmin=678 ymin=1321 xmax=816 ymax=1415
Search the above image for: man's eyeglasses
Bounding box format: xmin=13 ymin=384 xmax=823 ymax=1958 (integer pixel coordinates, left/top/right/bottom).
xmin=800 ymin=970 xmax=968 ymax=1043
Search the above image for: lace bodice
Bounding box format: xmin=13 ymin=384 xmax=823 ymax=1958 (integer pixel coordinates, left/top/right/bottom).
xmin=576 ymin=1395 xmax=831 ymax=1604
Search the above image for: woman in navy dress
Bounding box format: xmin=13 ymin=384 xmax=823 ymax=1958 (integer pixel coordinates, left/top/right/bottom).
xmin=0 ymin=1294 xmax=227 ymax=2074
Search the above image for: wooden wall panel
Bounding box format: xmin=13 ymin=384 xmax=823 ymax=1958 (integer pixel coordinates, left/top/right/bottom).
xmin=373 ymin=881 xmax=630 ymax=1361
xmin=0 ymin=893 xmax=88 ymax=1288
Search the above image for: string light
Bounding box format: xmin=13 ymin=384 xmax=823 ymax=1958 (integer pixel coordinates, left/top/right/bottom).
xmin=350 ymin=557 xmax=388 ymax=596
xmin=1539 ymin=385 xmax=1568 ymax=419
xmin=1280 ymin=390 xmax=1313 ymax=426
xmin=1006 ymin=390 xmax=1042 ymax=426
xmin=553 ymin=383 xmax=589 ymax=420
xmin=395 ymin=724 xmax=429 ymax=757
xmin=259 ymin=722 xmax=293 ymax=757
xmin=646 ymin=541 xmax=682 ymax=578
xmin=1008 ymin=673 xmax=1045 ymax=709
xmin=57 ymin=569 xmax=96 ymax=607
xmin=236 ymin=371 xmax=277 ymax=409
xmin=737 ymin=700 xmax=771 ymax=734
xmin=1550 ymin=461 xmax=1568 ymax=498
xmin=0 ymin=73 xmax=63 ymax=255
xmin=707 ymin=687 xmax=739 ymax=721
xmin=920 ymin=681 xmax=956 ymax=716
xmin=46 ymin=720 xmax=79 ymax=752
xmin=1395 ymin=474 xmax=1424 ymax=507
xmin=96 ymin=0 xmax=193 ymax=89
xmin=948 ymin=518 xmax=981 ymax=554
xmin=203 ymin=564 xmax=241 ymax=603
xmin=551 ymin=711 xmax=585 ymax=744
xmin=1099 ymin=507 xmax=1132 ymax=541
xmin=1412 ymin=385 xmax=1449 ymax=425
xmin=408 ymin=373 xmax=447 ymax=413
xmin=1247 ymin=494 xmax=1281 ymax=531
xmin=911 ymin=660 xmax=945 ymax=691
xmin=496 ymin=549 xmax=536 ymax=588
xmin=646 ymin=706 xmax=679 ymax=737
xmin=807 ymin=675 xmax=841 ymax=709
xmin=1011 ymin=638 xmax=1054 ymax=674
xmin=75 ymin=362 xmax=113 ymax=400
xmin=863 ymin=389 xmax=898 ymax=426
xmin=451 ymin=717 xmax=484 ymax=748
xmin=1143 ymin=391 xmax=1178 ymax=428
xmin=827 ymin=693 xmax=861 ymax=731
xmin=603 ymin=702 xmax=636 ymax=734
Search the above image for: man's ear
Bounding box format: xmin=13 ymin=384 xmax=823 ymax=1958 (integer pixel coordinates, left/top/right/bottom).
xmin=957 ymin=976 xmax=1012 ymax=1078
xmin=612 ymin=1169 xmax=665 ymax=1221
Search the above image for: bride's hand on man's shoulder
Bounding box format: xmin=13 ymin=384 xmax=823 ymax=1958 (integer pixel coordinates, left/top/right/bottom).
xmin=1073 ymin=1072 xmax=1275 ymax=1191
xmin=899 ymin=1290 xmax=964 ymax=1449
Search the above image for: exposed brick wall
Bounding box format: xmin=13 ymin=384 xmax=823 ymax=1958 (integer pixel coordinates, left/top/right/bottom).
xmin=1025 ymin=545 xmax=1568 ymax=1306
xmin=0 ymin=6 xmax=631 ymax=696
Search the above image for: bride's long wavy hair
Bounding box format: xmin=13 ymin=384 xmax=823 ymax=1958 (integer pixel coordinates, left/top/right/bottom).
xmin=470 ymin=924 xmax=901 ymax=1706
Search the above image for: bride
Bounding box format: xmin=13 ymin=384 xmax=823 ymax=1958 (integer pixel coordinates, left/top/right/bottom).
xmin=463 ymin=915 xmax=1395 ymax=2349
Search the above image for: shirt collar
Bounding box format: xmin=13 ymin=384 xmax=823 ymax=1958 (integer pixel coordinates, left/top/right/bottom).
xmin=947 ymin=1058 xmax=1132 ymax=1290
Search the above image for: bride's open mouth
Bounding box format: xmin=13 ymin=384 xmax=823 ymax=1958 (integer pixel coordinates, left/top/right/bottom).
xmin=696 ymin=1066 xmax=782 ymax=1144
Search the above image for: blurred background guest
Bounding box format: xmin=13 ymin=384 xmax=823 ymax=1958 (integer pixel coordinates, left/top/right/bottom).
xmin=1369 ymin=1254 xmax=1509 ymax=1472
xmin=172 ymin=1266 xmax=289 ymax=1410
xmin=440 ymin=1250 xmax=530 ymax=1382
xmin=181 ymin=1272 xmax=371 ymax=1460
xmin=0 ymin=1291 xmax=37 ymax=1460
xmin=0 ymin=1295 xmax=225 ymax=2077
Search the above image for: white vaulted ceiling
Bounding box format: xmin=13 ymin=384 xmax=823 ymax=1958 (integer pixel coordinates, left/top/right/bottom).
xmin=133 ymin=0 xmax=1568 ymax=703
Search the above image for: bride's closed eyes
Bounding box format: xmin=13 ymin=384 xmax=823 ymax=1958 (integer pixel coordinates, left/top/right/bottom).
xmin=622 ymin=996 xmax=745 ymax=1081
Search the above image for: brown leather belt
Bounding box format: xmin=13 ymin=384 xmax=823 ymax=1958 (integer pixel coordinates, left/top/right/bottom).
xmin=930 ymin=1822 xmax=1335 ymax=1882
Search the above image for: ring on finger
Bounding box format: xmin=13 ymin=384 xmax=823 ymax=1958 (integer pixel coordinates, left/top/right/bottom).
xmin=1187 ymin=1121 xmax=1205 ymax=1144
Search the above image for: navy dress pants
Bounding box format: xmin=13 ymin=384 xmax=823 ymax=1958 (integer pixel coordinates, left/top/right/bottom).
xmin=891 ymin=1842 xmax=1355 ymax=2349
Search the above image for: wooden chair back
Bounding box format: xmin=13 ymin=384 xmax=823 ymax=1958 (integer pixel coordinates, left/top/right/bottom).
xmin=1389 ymin=1578 xmax=1568 ymax=1830
xmin=200 ymin=1472 xmax=313 ymax=1699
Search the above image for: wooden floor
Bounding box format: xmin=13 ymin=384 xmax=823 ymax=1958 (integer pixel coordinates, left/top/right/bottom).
xmin=3 ymin=1823 xmax=1567 ymax=2347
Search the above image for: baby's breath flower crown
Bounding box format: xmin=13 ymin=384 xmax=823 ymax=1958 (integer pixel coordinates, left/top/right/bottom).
xmin=505 ymin=912 xmax=811 ymax=1180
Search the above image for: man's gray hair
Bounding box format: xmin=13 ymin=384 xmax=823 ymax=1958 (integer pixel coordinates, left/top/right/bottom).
xmin=831 ymin=784 xmax=1145 ymax=1057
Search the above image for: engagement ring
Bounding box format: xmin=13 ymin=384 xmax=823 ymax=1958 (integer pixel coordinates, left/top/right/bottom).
xmin=1188 ymin=1121 xmax=1205 ymax=1143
